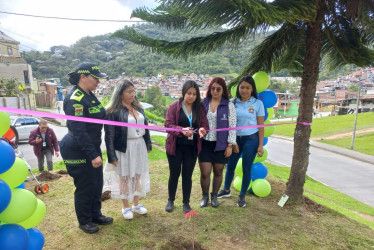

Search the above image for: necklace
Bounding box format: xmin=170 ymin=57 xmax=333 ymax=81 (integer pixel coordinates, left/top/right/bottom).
xmin=127 ymin=106 xmax=140 ymax=135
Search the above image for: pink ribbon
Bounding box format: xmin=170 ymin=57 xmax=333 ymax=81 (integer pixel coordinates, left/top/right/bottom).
xmin=0 ymin=107 xmax=311 ymax=132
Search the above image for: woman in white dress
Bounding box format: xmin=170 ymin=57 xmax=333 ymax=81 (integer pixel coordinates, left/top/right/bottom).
xmin=104 ymin=80 xmax=152 ymax=220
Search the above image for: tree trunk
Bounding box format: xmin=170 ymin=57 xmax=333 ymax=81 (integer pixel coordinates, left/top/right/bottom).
xmin=286 ymin=0 xmax=324 ymax=203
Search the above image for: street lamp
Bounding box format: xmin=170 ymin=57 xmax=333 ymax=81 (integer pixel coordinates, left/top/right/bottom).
xmin=350 ymin=86 xmax=360 ymax=150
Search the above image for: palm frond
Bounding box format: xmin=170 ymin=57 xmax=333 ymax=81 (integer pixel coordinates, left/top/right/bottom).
xmin=131 ymin=0 xmax=316 ymax=33
xmin=322 ymin=14 xmax=374 ymax=70
xmin=112 ymin=25 xmax=250 ymax=59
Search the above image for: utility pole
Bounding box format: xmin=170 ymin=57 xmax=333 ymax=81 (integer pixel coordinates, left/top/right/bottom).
xmin=350 ymin=87 xmax=360 ymax=150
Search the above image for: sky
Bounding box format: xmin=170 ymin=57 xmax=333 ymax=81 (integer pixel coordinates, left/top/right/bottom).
xmin=0 ymin=0 xmax=158 ymax=51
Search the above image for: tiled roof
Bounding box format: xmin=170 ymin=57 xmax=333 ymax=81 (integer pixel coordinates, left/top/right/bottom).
xmin=0 ymin=30 xmax=19 ymax=44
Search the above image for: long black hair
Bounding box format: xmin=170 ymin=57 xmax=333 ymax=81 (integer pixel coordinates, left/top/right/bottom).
xmin=181 ymin=80 xmax=201 ymax=126
xmin=236 ymin=75 xmax=259 ymax=100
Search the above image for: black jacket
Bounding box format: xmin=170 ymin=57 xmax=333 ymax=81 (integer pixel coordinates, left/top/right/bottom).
xmin=104 ymin=106 xmax=152 ymax=163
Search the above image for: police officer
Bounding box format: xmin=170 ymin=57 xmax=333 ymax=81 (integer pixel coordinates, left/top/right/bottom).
xmin=60 ymin=62 xmax=113 ymax=234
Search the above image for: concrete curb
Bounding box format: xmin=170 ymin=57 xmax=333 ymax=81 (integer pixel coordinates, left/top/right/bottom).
xmin=271 ymin=135 xmax=374 ymax=166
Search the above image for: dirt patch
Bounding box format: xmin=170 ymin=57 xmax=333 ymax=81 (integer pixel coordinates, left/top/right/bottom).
xmin=36 ymin=171 xmax=61 ymax=181
xmin=304 ymin=196 xmax=324 ymax=212
xmin=57 ymin=170 xmax=68 ymax=175
xmin=313 ymin=127 xmax=374 ymax=140
xmin=354 ymin=211 xmax=374 ymax=222
xmin=101 ymin=190 xmax=111 ymax=201
xmin=160 ymin=237 xmax=206 ymax=250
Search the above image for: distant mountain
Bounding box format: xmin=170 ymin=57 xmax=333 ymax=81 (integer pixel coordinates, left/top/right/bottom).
xmin=22 ymin=23 xmax=357 ymax=86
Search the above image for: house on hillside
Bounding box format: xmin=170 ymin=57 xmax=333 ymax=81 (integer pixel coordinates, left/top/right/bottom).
xmin=0 ymin=30 xmax=36 ymax=91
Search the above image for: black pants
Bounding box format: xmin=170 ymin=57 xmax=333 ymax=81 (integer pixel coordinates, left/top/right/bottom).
xmin=67 ymin=164 xmax=103 ymax=225
xmin=166 ymin=145 xmax=197 ymax=204
xmin=61 ymin=135 xmax=103 ymax=225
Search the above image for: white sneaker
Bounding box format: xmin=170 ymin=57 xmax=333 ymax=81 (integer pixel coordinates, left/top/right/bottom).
xmin=122 ymin=208 xmax=133 ymax=220
xmin=132 ymin=204 xmax=147 ymax=215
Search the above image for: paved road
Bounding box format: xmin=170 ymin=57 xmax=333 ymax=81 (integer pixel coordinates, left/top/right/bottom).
xmin=18 ymin=124 xmax=166 ymax=170
xmin=266 ymin=137 xmax=374 ymax=208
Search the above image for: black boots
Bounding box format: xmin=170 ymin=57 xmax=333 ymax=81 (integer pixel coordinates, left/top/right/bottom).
xmin=165 ymin=200 xmax=174 ymax=212
xmin=200 ymin=193 xmax=219 ymax=207
xmin=200 ymin=193 xmax=209 ymax=207
xmin=211 ymin=193 xmax=219 ymax=207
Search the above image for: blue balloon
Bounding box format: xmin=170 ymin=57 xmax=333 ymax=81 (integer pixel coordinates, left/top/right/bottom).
xmin=0 ymin=140 xmax=16 ymax=174
xmin=26 ymin=228 xmax=45 ymax=250
xmin=0 ymin=180 xmax=11 ymax=213
xmin=251 ymin=163 xmax=268 ymax=181
xmin=16 ymin=182 xmax=25 ymax=189
xmin=0 ymin=224 xmax=30 ymax=250
xmin=263 ymin=137 xmax=268 ymax=146
xmin=264 ymin=108 xmax=269 ymax=121
xmin=258 ymin=90 xmax=278 ymax=108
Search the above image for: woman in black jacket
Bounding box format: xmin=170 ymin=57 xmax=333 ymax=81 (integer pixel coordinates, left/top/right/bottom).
xmin=104 ymin=80 xmax=152 ymax=220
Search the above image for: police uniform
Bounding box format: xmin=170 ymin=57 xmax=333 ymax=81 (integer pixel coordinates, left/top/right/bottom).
xmin=60 ymin=84 xmax=106 ymax=226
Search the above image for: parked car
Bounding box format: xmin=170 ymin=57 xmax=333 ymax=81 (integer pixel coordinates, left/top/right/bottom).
xmin=10 ymin=116 xmax=39 ymax=141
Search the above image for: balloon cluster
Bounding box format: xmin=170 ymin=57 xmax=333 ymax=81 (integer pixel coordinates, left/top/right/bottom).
xmin=0 ymin=111 xmax=46 ymax=250
xmin=231 ymin=72 xmax=277 ymax=198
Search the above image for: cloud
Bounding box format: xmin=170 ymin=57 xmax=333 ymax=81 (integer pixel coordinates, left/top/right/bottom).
xmin=0 ymin=0 xmax=158 ymax=51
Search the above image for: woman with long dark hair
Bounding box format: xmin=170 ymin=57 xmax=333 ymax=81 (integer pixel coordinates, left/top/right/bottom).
xmin=104 ymin=79 xmax=152 ymax=220
xmin=217 ymin=76 xmax=265 ymax=208
xmin=164 ymin=80 xmax=209 ymax=213
xmin=199 ymin=77 xmax=236 ymax=208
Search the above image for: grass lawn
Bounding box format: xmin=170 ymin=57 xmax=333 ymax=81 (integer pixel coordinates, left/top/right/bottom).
xmin=26 ymin=136 xmax=374 ymax=249
xmin=319 ymin=132 xmax=374 ymax=156
xmin=273 ymin=112 xmax=374 ymax=138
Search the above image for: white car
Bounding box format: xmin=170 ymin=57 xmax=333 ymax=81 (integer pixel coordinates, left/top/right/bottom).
xmin=10 ymin=116 xmax=40 ymax=141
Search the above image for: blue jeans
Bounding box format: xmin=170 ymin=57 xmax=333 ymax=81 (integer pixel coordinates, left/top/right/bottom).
xmin=224 ymin=133 xmax=259 ymax=195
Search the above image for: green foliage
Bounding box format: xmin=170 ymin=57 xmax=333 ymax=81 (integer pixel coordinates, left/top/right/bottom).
xmin=144 ymin=110 xmax=165 ymax=123
xmin=0 ymin=78 xmax=29 ymax=97
xmin=348 ymin=84 xmax=359 ymax=91
xmin=142 ymin=85 xmax=168 ymax=117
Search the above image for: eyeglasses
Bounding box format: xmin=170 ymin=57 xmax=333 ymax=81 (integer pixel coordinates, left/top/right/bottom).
xmin=125 ymin=90 xmax=136 ymax=94
xmin=39 ymin=126 xmax=48 ymax=130
xmin=211 ymin=87 xmax=222 ymax=92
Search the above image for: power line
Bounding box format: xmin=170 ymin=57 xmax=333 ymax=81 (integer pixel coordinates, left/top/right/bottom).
xmin=0 ymin=11 xmax=146 ymax=23
xmin=0 ymin=26 xmax=41 ymax=43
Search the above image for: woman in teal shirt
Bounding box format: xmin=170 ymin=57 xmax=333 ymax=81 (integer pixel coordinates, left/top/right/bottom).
xmin=217 ymin=75 xmax=265 ymax=207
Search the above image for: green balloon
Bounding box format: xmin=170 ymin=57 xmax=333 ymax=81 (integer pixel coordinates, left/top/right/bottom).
xmin=264 ymin=120 xmax=275 ymax=137
xmin=233 ymin=176 xmax=242 ymax=192
xmin=0 ymin=189 xmax=37 ymax=223
xmin=0 ymin=112 xmax=11 ymax=137
xmin=252 ymin=71 xmax=270 ymax=93
xmin=252 ymin=179 xmax=271 ymax=197
xmin=230 ymin=84 xmax=237 ymax=98
xmin=0 ymin=158 xmax=28 ymax=188
xmin=254 ymin=148 xmax=268 ymax=163
xmin=234 ymin=158 xmax=243 ymax=177
xmin=266 ymin=108 xmax=274 ymax=121
xmin=17 ymin=198 xmax=46 ymax=229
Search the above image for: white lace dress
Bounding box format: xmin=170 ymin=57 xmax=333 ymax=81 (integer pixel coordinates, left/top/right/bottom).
xmin=103 ymin=113 xmax=150 ymax=202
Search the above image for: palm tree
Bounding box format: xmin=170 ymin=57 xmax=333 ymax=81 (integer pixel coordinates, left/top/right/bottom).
xmin=113 ymin=0 xmax=374 ymax=203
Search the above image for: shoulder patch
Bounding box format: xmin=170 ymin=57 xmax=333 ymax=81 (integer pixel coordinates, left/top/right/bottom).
xmin=73 ymin=104 xmax=84 ymax=116
xmin=70 ymin=89 xmax=85 ymax=102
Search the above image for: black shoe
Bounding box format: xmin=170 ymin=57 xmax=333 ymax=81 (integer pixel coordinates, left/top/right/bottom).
xmin=211 ymin=193 xmax=219 ymax=207
xmin=183 ymin=203 xmax=192 ymax=214
xmin=79 ymin=222 xmax=99 ymax=234
xmin=200 ymin=193 xmax=209 ymax=208
xmin=93 ymin=215 xmax=113 ymax=225
xmin=237 ymin=194 xmax=246 ymax=207
xmin=217 ymin=189 xmax=231 ymax=198
xmin=165 ymin=200 xmax=174 ymax=212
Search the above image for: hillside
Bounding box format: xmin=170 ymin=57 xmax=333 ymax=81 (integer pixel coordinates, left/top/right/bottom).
xmin=22 ymin=23 xmax=358 ymax=86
